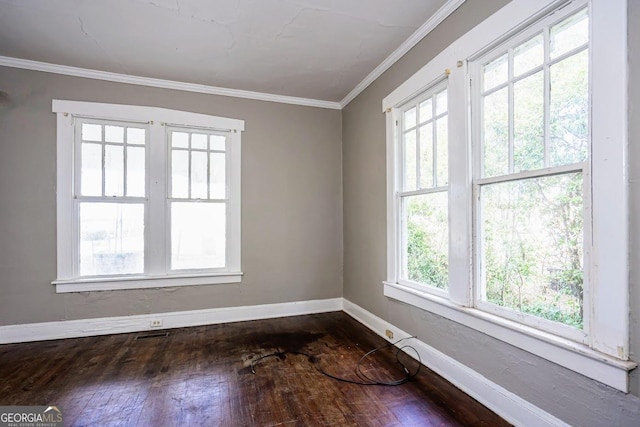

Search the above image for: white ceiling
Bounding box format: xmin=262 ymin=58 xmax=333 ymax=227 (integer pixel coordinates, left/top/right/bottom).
xmin=0 ymin=0 xmax=451 ymax=103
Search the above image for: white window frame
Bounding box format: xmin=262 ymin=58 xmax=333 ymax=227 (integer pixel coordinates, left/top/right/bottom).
xmin=382 ymin=0 xmax=635 ymax=392
xmin=53 ymin=100 xmax=243 ymax=293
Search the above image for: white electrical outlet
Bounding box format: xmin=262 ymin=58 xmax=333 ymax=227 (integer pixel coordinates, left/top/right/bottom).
xmin=150 ymin=319 xmax=163 ymax=328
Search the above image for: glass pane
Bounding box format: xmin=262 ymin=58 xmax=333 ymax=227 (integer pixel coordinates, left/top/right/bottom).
xmin=191 ymin=151 xmax=208 ymax=199
xmin=127 ymin=127 xmax=146 ymax=145
xmin=171 ymin=202 xmax=226 ymax=270
xmin=404 ymin=192 xmax=448 ymax=289
xmin=483 ymin=87 xmax=509 ymax=177
xmin=104 ymin=145 xmax=124 ymax=197
xmin=419 ymin=123 xmax=433 ymax=189
xmin=172 ymin=131 xmax=189 ymax=148
xmin=513 ymin=71 xmax=544 ymax=172
xmin=82 ymin=123 xmax=102 ymax=142
xmin=419 ymin=98 xmax=433 ymax=123
xmin=192 ymin=133 xmax=208 ymax=149
xmin=483 ymin=54 xmax=508 ymax=91
xmin=404 ymin=107 xmax=417 ymax=130
xmin=514 ymin=34 xmax=544 ymax=76
xmin=81 ymin=143 xmax=102 ymax=196
xmin=210 ymin=135 xmax=226 ymax=151
xmin=480 ymin=173 xmax=583 ymax=329
xmin=551 ymin=8 xmax=588 ymax=59
xmin=172 ymin=150 xmax=189 ymax=198
xmin=436 ymin=117 xmax=448 ymax=186
xmin=79 ymin=203 xmax=144 ymax=276
xmin=550 ymin=50 xmax=589 ymax=166
xmin=126 ymin=146 xmax=145 ymax=197
xmin=210 ymin=153 xmax=226 ymax=199
xmin=404 ymin=130 xmax=417 ymax=191
xmin=105 ymin=125 xmax=124 ymax=143
xmin=436 ymin=90 xmax=447 ymax=115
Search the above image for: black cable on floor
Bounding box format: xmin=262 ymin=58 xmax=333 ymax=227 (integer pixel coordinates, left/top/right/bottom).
xmin=250 ymin=336 xmax=421 ymax=386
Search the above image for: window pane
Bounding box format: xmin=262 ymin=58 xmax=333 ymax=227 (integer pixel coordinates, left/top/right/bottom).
xmin=81 ymin=143 xmax=102 ymax=196
xmin=483 ymin=87 xmax=509 ymax=177
xmin=513 ymin=70 xmax=544 ymax=172
xmin=172 ymin=150 xmax=189 ymax=198
xmin=404 ymin=130 xmax=417 ymax=191
xmin=480 ymin=173 xmax=583 ymax=328
xmin=172 ymin=131 xmax=189 ymax=148
xmin=210 ymin=153 xmax=226 ymax=199
xmin=171 ymin=202 xmax=226 ymax=270
xmin=436 ymin=90 xmax=447 ymax=115
xmin=104 ymin=145 xmax=124 ymax=197
xmin=404 ymin=192 xmax=448 ymax=289
xmin=105 ymin=125 xmax=124 ymax=143
xmin=436 ymin=117 xmax=448 ymax=186
xmin=127 ymin=127 xmax=146 ymax=145
xmin=79 ymin=203 xmax=144 ymax=276
xmin=419 ymin=123 xmax=433 ymax=189
xmin=191 ymin=151 xmax=208 ymax=199
xmin=404 ymin=107 xmax=417 ymax=130
xmin=82 ymin=123 xmax=102 ymax=142
xmin=514 ymin=34 xmax=544 ymax=76
xmin=419 ymin=98 xmax=432 ymax=123
xmin=550 ymin=49 xmax=589 ymax=166
xmin=126 ymin=146 xmax=145 ymax=197
xmin=483 ymin=54 xmax=508 ymax=91
xmin=210 ymin=135 xmax=226 ymax=151
xmin=551 ymin=9 xmax=588 ymax=59
xmin=192 ymin=133 xmax=208 ymax=149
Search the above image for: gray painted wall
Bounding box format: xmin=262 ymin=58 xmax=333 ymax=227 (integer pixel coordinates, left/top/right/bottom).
xmin=0 ymin=66 xmax=343 ymax=325
xmin=342 ymin=0 xmax=640 ymax=426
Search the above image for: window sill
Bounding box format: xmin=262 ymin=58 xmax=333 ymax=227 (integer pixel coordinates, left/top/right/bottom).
xmin=53 ymin=272 xmax=243 ymax=293
xmin=383 ymin=281 xmax=636 ymax=392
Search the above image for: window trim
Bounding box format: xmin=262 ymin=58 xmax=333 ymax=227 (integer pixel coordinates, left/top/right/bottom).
xmin=52 ymin=100 xmax=244 ymax=293
xmin=382 ymin=0 xmax=634 ymax=392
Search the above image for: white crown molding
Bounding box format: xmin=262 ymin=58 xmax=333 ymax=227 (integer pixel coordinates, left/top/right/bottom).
xmin=339 ymin=0 xmax=466 ymax=108
xmin=1 ymin=2 xmax=463 ymax=112
xmin=0 ymin=298 xmax=343 ymax=344
xmin=0 ymin=56 xmax=342 ymax=110
xmin=342 ymin=299 xmax=570 ymax=427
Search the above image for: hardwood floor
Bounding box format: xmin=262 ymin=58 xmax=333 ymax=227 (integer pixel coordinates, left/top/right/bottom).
xmin=0 ymin=312 xmax=510 ymax=426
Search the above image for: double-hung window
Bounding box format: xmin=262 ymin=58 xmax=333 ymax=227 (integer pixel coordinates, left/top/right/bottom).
xmin=383 ymin=0 xmax=634 ymax=392
xmin=53 ymin=101 xmax=243 ymax=292
xmin=399 ymin=82 xmax=449 ymax=294
xmin=473 ymin=6 xmax=589 ymax=339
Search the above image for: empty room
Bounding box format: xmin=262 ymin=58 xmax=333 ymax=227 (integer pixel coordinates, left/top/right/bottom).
xmin=0 ymin=0 xmax=639 ymax=425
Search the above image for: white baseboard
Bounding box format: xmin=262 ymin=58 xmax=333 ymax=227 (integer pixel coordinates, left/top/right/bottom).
xmin=0 ymin=298 xmax=343 ymax=344
xmin=1 ymin=296 xmax=567 ymax=426
xmin=342 ymin=299 xmax=569 ymax=427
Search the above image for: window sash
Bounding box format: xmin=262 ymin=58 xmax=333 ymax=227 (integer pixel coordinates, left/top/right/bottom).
xmin=473 ymin=164 xmax=590 ymax=342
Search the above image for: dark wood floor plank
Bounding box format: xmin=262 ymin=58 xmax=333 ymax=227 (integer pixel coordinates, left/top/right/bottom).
xmin=0 ymin=312 xmax=510 ymax=426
